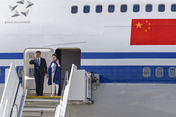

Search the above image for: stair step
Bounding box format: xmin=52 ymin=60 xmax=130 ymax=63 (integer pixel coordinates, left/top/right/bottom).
xmin=23 ymin=108 xmax=55 ymax=112
xmin=22 ymin=116 xmax=52 ymax=117
xmin=22 ymin=97 xmax=59 ymax=116
xmin=26 ymin=98 xmax=60 ymax=102
xmin=26 ymin=96 xmax=61 ymax=99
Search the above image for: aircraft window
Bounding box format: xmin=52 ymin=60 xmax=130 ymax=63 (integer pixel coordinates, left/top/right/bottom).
xmin=71 ymin=6 xmax=78 ymax=14
xmin=29 ymin=53 xmax=34 ymax=59
xmin=169 ymin=67 xmax=176 ymax=78
xmin=133 ymin=4 xmax=140 ymax=12
xmin=121 ymin=4 xmax=127 ymax=12
xmin=146 ymin=4 xmax=152 ymax=12
xmin=155 ymin=67 xmax=163 ymax=78
xmin=171 ymin=4 xmax=176 ymax=12
xmin=84 ymin=5 xmax=90 ymax=13
xmin=108 ymin=5 xmax=115 ymax=13
xmin=96 ymin=5 xmax=102 ymax=13
xmin=158 ymin=4 xmax=165 ymax=12
xmin=143 ymin=67 xmax=151 ymax=77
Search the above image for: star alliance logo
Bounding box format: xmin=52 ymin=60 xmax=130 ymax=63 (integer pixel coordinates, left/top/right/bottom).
xmin=9 ymin=0 xmax=33 ymax=17
xmin=5 ymin=0 xmax=34 ymax=24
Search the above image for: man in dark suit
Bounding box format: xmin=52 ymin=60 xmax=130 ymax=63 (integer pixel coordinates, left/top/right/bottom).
xmin=29 ymin=51 xmax=47 ymax=96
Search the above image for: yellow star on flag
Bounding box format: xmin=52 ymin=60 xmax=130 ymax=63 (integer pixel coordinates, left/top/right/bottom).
xmin=135 ymin=22 xmax=143 ymax=28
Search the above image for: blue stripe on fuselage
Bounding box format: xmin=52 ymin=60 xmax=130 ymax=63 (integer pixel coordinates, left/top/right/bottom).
xmin=0 ymin=53 xmax=23 ymax=59
xmin=0 ymin=65 xmax=176 ymax=83
xmin=81 ymin=65 xmax=176 ymax=83
xmin=81 ymin=52 xmax=176 ymax=59
xmin=0 ymin=52 xmax=176 ymax=83
xmin=1 ymin=52 xmax=176 ymax=59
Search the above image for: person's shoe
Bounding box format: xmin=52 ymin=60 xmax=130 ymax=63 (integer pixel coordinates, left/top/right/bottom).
xmin=35 ymin=93 xmax=39 ymax=96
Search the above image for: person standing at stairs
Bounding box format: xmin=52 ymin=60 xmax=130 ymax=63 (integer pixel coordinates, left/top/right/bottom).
xmin=47 ymin=54 xmax=61 ymax=96
xmin=29 ymin=51 xmax=47 ymax=96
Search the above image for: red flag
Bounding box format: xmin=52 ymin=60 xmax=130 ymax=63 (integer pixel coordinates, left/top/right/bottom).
xmin=130 ymin=19 xmax=176 ymax=45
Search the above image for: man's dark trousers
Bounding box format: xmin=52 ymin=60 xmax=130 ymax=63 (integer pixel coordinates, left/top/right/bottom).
xmin=35 ymin=72 xmax=45 ymax=96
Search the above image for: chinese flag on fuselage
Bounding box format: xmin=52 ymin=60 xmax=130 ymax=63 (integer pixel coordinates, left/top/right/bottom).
xmin=130 ymin=19 xmax=176 ymax=45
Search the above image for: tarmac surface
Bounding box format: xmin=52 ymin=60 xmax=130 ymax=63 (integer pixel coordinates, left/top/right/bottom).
xmin=2 ymin=83 xmax=176 ymax=117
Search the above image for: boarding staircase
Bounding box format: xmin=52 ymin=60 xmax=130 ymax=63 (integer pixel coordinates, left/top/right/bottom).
xmin=22 ymin=69 xmax=70 ymax=117
xmin=0 ymin=63 xmax=76 ymax=117
xmin=23 ymin=65 xmax=75 ymax=117
xmin=0 ymin=64 xmax=27 ymax=117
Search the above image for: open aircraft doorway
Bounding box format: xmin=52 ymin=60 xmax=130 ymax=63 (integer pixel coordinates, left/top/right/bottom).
xmin=23 ymin=48 xmax=54 ymax=96
xmin=55 ymin=48 xmax=81 ymax=95
xmin=23 ymin=48 xmax=81 ymax=96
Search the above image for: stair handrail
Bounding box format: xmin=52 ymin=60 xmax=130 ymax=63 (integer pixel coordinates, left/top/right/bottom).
xmin=54 ymin=64 xmax=77 ymax=117
xmin=60 ymin=71 xmax=69 ymax=101
xmin=53 ymin=70 xmax=68 ymax=117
